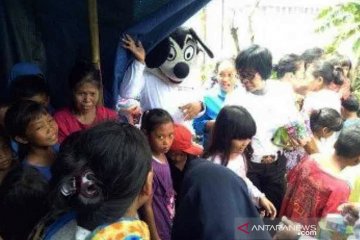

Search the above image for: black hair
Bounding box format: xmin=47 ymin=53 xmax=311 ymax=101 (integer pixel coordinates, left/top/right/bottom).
xmin=340 ymin=56 xmax=352 ymax=70
xmin=0 ymin=165 xmax=49 ymax=240
xmin=51 ymin=121 xmax=152 ymax=230
xmin=141 ymin=108 xmax=174 ymax=133
xmin=301 ymin=47 xmax=324 ymax=70
xmin=329 ymin=54 xmax=352 ymax=79
xmin=68 ymin=61 xmax=101 ymax=92
xmin=341 ymin=95 xmax=359 ymax=112
xmin=311 ymin=60 xmax=344 ymax=86
xmin=235 ymin=44 xmax=273 ymax=80
xmin=334 ymin=125 xmax=360 ymax=158
xmin=310 ymin=108 xmax=343 ymax=133
xmin=274 ymin=54 xmax=302 ymax=79
xmin=4 ymin=100 xmax=49 ymax=139
xmin=204 ymin=105 xmax=256 ymax=166
xmin=4 ymin=100 xmax=49 ymax=159
xmin=9 ymin=75 xmax=49 ymax=102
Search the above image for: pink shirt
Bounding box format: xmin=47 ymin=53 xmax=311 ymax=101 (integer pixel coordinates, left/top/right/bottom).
xmin=54 ymin=106 xmax=117 ymax=143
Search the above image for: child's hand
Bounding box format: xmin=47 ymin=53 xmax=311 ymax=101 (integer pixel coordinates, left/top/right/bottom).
xmin=122 ymin=34 xmax=146 ymax=64
xmin=259 ymin=196 xmax=277 ymax=219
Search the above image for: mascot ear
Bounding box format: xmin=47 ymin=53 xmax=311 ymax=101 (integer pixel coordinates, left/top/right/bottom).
xmin=145 ymin=38 xmax=171 ymax=68
xmin=189 ymin=28 xmax=214 ymax=58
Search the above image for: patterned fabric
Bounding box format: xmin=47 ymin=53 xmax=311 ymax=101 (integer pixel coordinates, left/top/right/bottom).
xmin=280 ymin=156 xmax=351 ymax=225
xmin=284 ymin=148 xmax=307 ymax=172
xmin=87 ymin=218 xmax=150 ymax=240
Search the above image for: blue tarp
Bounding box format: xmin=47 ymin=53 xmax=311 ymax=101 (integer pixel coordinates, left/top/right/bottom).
xmin=0 ymin=0 xmax=212 ymax=108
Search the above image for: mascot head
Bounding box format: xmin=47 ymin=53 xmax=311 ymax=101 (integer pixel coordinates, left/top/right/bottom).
xmin=145 ymin=27 xmax=213 ymax=84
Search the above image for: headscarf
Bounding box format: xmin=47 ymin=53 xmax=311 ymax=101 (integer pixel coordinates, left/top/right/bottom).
xmin=172 ymin=159 xmax=271 ymax=240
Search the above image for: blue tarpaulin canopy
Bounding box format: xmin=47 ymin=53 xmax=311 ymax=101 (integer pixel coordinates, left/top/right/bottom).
xmin=0 ymin=0 xmax=212 ymax=108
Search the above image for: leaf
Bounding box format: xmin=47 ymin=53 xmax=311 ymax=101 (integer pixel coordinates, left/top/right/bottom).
xmin=317 ymin=7 xmax=333 ymax=19
xmin=352 ymin=38 xmax=360 ymax=55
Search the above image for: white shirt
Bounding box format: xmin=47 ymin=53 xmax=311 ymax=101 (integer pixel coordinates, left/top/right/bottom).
xmin=120 ymin=60 xmax=203 ymax=123
xmin=302 ymin=89 xmax=341 ymax=114
xmin=226 ymin=80 xmax=299 ymax=163
xmin=210 ymin=154 xmax=264 ymax=206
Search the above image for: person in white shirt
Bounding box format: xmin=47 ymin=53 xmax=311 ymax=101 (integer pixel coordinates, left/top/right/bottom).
xmin=302 ymin=60 xmax=344 ymax=115
xmin=225 ymin=45 xmax=299 ymax=214
xmin=203 ymin=105 xmax=277 ymax=219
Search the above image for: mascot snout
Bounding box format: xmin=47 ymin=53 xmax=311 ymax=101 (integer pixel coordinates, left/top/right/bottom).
xmin=173 ymin=62 xmax=189 ymax=79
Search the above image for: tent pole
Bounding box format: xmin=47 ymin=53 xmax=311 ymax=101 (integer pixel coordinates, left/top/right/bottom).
xmin=88 ymin=0 xmax=104 ymax=104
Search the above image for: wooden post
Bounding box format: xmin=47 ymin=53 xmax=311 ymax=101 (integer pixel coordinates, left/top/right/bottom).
xmin=88 ymin=0 xmax=104 ymax=104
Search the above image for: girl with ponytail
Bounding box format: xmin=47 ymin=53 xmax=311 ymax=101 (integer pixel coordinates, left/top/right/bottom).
xmin=302 ymin=60 xmax=344 ymax=115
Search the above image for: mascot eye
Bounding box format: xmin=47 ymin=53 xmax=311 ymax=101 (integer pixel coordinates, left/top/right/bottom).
xmin=184 ymin=45 xmax=195 ymax=61
xmin=167 ymin=46 xmax=176 ymax=61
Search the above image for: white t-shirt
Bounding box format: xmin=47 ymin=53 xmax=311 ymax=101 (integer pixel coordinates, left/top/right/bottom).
xmin=210 ymin=154 xmax=264 ymax=206
xmin=302 ymin=89 xmax=341 ymax=114
xmin=225 ymin=80 xmax=299 ymax=163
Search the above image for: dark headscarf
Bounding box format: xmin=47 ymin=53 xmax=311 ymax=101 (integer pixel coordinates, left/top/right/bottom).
xmin=172 ymin=159 xmax=271 ymax=240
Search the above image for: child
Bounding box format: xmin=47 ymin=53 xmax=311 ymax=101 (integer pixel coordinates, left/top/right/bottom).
xmin=35 ymin=121 xmax=153 ymax=239
xmin=193 ymin=58 xmax=242 ymax=148
xmin=302 ymin=60 xmax=343 ymax=115
xmin=9 ymin=75 xmax=51 ymax=109
xmin=167 ymin=124 xmax=203 ymax=206
xmin=204 ymin=105 xmax=277 ymax=218
xmin=4 ymin=100 xmax=59 ymax=181
xmin=341 ymin=94 xmax=360 ymax=128
xmin=141 ymin=108 xmax=175 ymax=240
xmin=0 ymin=132 xmax=17 ymax=184
xmin=8 ymin=62 xmax=53 ymax=113
xmin=0 ymin=166 xmax=50 ymax=240
xmin=309 ymin=107 xmax=343 ymax=154
xmin=280 ymin=125 xmax=360 ymax=226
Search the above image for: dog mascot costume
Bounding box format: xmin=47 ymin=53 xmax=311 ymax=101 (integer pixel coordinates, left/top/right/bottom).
xmin=119 ymin=27 xmax=213 ymax=123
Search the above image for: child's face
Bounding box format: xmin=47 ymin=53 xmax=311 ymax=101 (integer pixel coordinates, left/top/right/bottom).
xmin=24 ymin=114 xmax=58 ymax=147
xmin=167 ymin=150 xmax=187 ymax=164
xmin=0 ymin=138 xmax=12 ymax=171
xmin=74 ymin=82 xmax=99 ymax=112
xmin=218 ymin=61 xmax=237 ymax=93
xmin=230 ymin=139 xmax=251 ymax=154
xmin=148 ymin=122 xmax=174 ymax=155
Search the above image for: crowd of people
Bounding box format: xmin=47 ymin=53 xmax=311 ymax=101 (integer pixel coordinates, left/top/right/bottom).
xmin=0 ymin=38 xmax=360 ymax=240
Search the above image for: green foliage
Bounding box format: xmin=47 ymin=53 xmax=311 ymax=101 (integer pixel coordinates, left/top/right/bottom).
xmin=316 ymin=1 xmax=360 ymax=56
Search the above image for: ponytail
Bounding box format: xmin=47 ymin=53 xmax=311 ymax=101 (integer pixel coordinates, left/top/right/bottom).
xmin=311 ymin=60 xmax=344 ymax=86
xmin=333 ymin=67 xmax=344 ymax=86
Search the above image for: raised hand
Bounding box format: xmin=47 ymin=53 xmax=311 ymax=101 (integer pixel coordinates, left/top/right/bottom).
xmin=122 ymin=34 xmax=145 ymax=64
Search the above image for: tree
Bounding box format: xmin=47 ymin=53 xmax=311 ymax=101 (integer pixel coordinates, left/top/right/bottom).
xmin=316 ymin=1 xmax=360 ymax=55
xmin=317 ymin=1 xmax=360 ymax=100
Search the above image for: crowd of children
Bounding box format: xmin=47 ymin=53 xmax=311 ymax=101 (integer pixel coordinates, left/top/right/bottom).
xmin=0 ymin=39 xmax=360 ymax=240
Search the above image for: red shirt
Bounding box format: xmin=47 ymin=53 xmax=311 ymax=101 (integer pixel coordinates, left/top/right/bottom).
xmin=54 ymin=106 xmax=117 ymax=143
xmin=280 ymin=156 xmax=350 ymax=225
